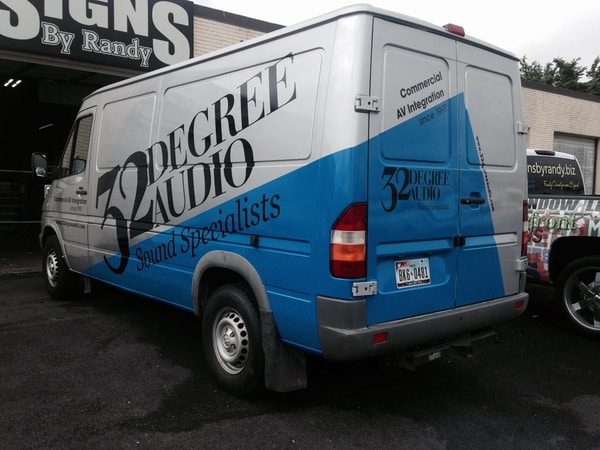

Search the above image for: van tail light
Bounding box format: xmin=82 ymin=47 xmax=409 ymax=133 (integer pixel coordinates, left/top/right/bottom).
xmin=330 ymin=204 xmax=367 ymax=278
xmin=521 ymin=200 xmax=529 ymax=257
xmin=515 ymin=299 xmax=525 ymax=310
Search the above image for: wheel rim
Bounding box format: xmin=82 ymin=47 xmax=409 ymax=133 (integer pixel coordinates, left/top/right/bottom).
xmin=212 ymin=307 xmax=250 ymax=375
xmin=46 ymin=249 xmax=59 ymax=288
xmin=564 ymin=266 xmax=600 ymax=331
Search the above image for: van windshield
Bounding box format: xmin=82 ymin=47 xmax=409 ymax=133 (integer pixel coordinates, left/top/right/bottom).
xmin=527 ymin=154 xmax=585 ymax=196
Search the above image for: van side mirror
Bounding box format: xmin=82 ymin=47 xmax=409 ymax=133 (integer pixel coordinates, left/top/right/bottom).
xmin=31 ymin=152 xmax=49 ymax=178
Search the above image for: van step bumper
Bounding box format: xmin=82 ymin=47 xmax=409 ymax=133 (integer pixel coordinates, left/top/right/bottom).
xmin=395 ymin=328 xmax=500 ymax=370
xmin=317 ymin=293 xmax=528 ymax=361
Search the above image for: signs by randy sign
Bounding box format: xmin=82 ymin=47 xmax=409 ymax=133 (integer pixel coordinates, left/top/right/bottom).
xmin=0 ymin=0 xmax=194 ymax=71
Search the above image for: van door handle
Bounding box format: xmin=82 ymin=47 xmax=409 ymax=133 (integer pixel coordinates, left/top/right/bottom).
xmin=77 ymin=187 xmax=87 ymax=195
xmin=460 ymin=197 xmax=485 ymax=205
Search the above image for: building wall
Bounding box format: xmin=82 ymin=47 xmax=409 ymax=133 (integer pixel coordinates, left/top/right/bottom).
xmin=522 ymin=84 xmax=600 ymax=149
xmin=192 ymin=5 xmax=282 ymax=58
xmin=193 ymin=17 xmax=265 ymax=57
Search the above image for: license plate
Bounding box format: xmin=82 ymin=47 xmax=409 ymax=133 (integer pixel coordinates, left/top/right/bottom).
xmin=395 ymin=258 xmax=431 ymax=289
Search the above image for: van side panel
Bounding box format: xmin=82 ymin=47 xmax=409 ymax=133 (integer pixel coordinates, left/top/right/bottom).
xmin=85 ymin=22 xmax=344 ymax=353
xmin=87 ymin=77 xmax=162 ymax=288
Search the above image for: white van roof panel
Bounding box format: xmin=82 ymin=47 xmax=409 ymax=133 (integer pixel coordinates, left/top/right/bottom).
xmin=87 ymin=4 xmax=517 ymax=100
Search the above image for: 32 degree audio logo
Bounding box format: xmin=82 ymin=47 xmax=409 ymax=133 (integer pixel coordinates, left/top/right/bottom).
xmin=97 ymin=55 xmax=297 ymax=274
xmin=381 ymin=167 xmax=451 ymax=212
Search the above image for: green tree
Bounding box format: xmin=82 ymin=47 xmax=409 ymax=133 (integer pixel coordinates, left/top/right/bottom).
xmin=586 ymin=57 xmax=600 ymax=96
xmin=542 ymin=61 xmax=556 ymax=85
xmin=520 ymin=56 xmax=544 ymax=82
xmin=520 ymin=56 xmax=591 ymax=93
xmin=550 ymin=57 xmax=587 ymax=91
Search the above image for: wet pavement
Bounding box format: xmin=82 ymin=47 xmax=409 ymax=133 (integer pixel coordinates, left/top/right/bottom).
xmin=1 ymin=278 xmax=599 ymax=448
xmin=0 ymin=222 xmax=41 ymax=276
xmin=0 ymin=249 xmax=40 ymax=275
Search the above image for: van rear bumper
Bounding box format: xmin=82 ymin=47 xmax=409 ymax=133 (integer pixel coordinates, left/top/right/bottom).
xmin=317 ymin=293 xmax=528 ymax=361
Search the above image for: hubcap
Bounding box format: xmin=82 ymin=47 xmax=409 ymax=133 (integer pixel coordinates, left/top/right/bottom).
xmin=212 ymin=307 xmax=250 ymax=374
xmin=46 ymin=250 xmax=59 ymax=288
xmin=565 ymin=268 xmax=600 ymax=331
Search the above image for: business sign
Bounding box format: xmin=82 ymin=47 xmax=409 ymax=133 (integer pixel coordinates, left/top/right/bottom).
xmin=0 ymin=0 xmax=194 ymax=71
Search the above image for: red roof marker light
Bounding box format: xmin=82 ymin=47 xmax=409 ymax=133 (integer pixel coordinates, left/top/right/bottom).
xmin=444 ymin=23 xmax=465 ymax=37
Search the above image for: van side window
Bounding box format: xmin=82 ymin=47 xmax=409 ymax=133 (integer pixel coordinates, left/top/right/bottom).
xmin=58 ymin=115 xmax=93 ymax=177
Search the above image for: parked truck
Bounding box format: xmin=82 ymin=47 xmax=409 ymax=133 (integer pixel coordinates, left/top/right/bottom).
xmin=527 ymin=148 xmax=600 ymax=335
xmin=32 ymin=5 xmax=529 ymax=395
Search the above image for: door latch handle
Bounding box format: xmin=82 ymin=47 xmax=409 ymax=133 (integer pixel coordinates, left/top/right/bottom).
xmin=460 ymin=197 xmax=485 ymax=205
xmin=454 ymin=235 xmax=466 ymax=247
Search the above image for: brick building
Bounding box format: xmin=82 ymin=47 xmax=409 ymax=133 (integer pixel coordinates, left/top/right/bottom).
xmin=192 ymin=5 xmax=280 ymax=56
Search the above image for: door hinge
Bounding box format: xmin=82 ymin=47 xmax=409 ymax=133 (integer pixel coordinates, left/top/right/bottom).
xmin=454 ymin=235 xmax=466 ymax=247
xmin=516 ymin=256 xmax=528 ymax=272
xmin=354 ymin=95 xmax=379 ymax=113
xmin=517 ymin=121 xmax=529 ymax=135
xmin=352 ymin=281 xmax=378 ymax=297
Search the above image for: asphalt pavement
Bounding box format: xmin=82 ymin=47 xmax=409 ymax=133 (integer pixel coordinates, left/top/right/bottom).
xmin=1 ymin=276 xmax=599 ymax=448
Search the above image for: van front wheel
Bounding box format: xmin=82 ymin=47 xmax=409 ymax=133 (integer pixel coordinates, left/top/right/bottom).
xmin=43 ymin=235 xmax=77 ymax=299
xmin=556 ymin=256 xmax=600 ymax=336
xmin=202 ymin=285 xmax=264 ymax=396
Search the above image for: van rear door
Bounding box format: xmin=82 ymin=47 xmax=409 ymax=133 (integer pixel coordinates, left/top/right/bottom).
xmin=366 ymin=19 xmax=459 ymax=325
xmin=455 ymin=43 xmax=523 ymax=305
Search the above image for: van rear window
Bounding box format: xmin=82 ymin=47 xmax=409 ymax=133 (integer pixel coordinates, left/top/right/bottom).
xmin=527 ymin=155 xmax=585 ymax=195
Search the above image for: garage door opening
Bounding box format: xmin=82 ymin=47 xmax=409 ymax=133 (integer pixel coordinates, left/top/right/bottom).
xmin=0 ymin=58 xmax=125 ymax=250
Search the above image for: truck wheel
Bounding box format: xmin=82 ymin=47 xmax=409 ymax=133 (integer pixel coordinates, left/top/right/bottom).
xmin=43 ymin=235 xmax=78 ymax=299
xmin=556 ymin=256 xmax=600 ymax=336
xmin=202 ymin=284 xmax=264 ymax=396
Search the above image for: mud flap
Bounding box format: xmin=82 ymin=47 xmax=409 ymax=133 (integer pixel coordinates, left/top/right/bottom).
xmin=260 ymin=310 xmax=307 ymax=392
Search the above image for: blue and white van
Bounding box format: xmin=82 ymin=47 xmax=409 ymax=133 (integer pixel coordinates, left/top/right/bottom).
xmin=32 ymin=5 xmax=529 ymax=395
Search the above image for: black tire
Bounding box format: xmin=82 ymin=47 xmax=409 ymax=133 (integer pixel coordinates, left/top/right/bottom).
xmin=556 ymin=256 xmax=600 ymax=337
xmin=202 ymin=284 xmax=264 ymax=396
xmin=42 ymin=235 xmax=79 ymax=299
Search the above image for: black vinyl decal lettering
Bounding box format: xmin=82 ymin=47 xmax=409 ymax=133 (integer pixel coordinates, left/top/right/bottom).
xmin=96 ymin=54 xmax=298 ymax=273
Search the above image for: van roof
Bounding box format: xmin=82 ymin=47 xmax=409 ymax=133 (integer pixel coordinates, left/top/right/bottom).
xmin=87 ymin=3 xmax=518 ymax=100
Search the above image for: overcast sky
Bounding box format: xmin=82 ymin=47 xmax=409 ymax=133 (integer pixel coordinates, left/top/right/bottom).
xmin=193 ymin=0 xmax=600 ymax=69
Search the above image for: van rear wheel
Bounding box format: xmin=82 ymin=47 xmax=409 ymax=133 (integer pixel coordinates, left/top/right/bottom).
xmin=202 ymin=284 xmax=264 ymax=396
xmin=556 ymin=256 xmax=600 ymax=336
xmin=43 ymin=235 xmax=78 ymax=299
